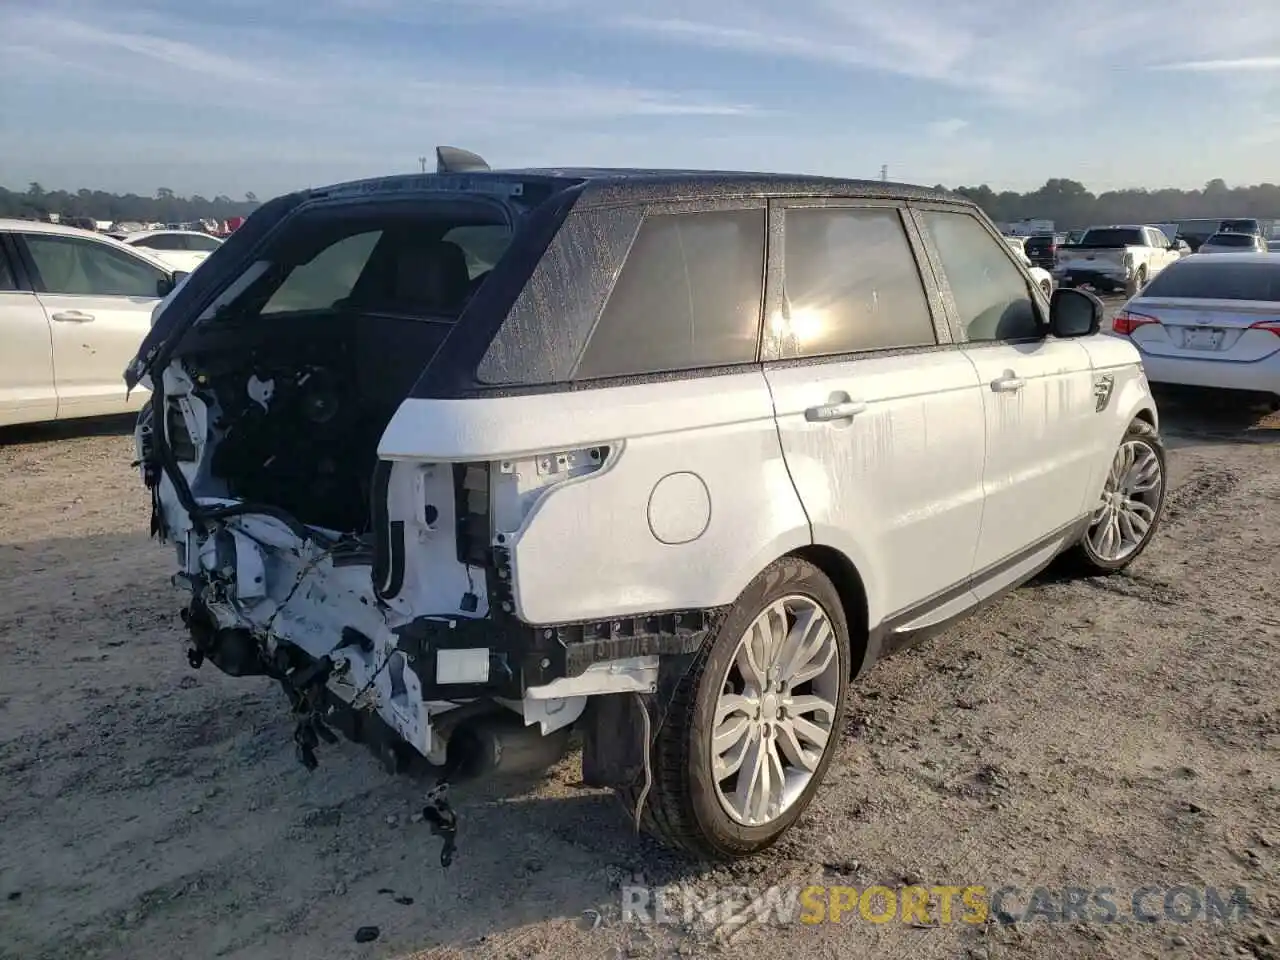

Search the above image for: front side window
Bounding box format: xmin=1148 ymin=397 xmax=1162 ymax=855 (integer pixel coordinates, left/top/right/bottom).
xmin=574 ymin=208 xmax=765 ymax=379
xmin=780 ymin=206 xmax=935 ymax=357
xmin=918 ymin=210 xmax=1040 ymax=343
xmin=24 ymin=234 xmax=167 ymax=298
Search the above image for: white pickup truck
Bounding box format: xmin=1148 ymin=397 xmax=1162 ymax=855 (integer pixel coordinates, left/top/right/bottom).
xmin=1054 ymin=225 xmax=1183 ymax=296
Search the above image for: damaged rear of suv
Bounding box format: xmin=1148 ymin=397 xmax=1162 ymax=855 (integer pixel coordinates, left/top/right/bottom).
xmin=129 ymin=149 xmax=1163 ymax=864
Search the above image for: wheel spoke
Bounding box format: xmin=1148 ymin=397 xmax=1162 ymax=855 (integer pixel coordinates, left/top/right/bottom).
xmin=735 ymin=623 xmax=768 ymax=690
xmin=713 ymin=713 xmax=752 ymax=757
xmin=776 ymin=721 xmax=820 ymax=772
xmin=781 ymin=610 xmax=834 ymax=686
xmin=1127 ymin=450 xmax=1162 ymax=494
xmin=787 ymin=693 xmax=836 ymax=723
xmin=1122 ymin=500 xmax=1153 ymax=537
xmin=733 ymin=734 xmax=770 ymax=822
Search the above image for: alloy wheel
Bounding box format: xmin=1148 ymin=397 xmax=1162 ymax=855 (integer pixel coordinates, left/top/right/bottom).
xmin=711 ymin=595 xmax=841 ymax=826
xmin=1087 ymin=439 xmax=1163 ymax=562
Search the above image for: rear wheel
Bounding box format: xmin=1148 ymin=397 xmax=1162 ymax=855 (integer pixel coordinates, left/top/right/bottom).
xmin=1063 ymin=418 xmax=1166 ymax=574
xmin=1125 ymin=266 xmax=1148 ymax=297
xmin=620 ymin=558 xmax=850 ymax=859
xmin=1039 ymin=278 xmax=1052 ymax=298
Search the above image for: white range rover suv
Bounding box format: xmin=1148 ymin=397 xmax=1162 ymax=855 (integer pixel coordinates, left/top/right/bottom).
xmin=127 ymin=148 xmax=1167 ymax=862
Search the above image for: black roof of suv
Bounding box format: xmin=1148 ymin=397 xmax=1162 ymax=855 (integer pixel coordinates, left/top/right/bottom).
xmin=126 ymin=165 xmax=974 ymax=395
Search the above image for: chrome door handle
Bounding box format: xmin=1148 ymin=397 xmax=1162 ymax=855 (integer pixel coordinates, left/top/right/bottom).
xmin=52 ymin=310 xmax=95 ymax=323
xmin=805 ymin=399 xmax=867 ymax=422
xmin=991 ymin=374 xmax=1025 ymax=393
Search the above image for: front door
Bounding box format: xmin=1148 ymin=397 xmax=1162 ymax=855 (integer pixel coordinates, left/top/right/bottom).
xmin=18 ymin=232 xmax=166 ymax=418
xmin=910 ymin=205 xmax=1097 ymax=573
xmin=762 ymin=201 xmax=987 ymax=626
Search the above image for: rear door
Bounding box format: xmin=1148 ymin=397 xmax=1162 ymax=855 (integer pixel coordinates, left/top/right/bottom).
xmin=0 ymin=233 xmax=57 ymax=426
xmin=762 ymin=199 xmax=986 ymax=625
xmin=910 ymin=204 xmax=1097 ymax=573
xmin=17 ymin=232 xmax=168 ymax=418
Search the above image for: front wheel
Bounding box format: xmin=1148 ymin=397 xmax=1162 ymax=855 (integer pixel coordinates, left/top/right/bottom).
xmin=1063 ymin=418 xmax=1166 ymax=574
xmin=620 ymin=558 xmax=850 ymax=860
xmin=1040 ymin=279 xmax=1052 ymax=298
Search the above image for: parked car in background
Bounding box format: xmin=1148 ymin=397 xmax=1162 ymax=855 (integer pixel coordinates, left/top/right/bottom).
xmin=0 ymin=219 xmax=181 ymax=426
xmin=1055 ymin=225 xmax=1181 ymax=295
xmin=127 ymin=156 xmax=1165 ymax=861
xmin=1218 ymin=218 xmax=1262 ymax=236
xmin=1195 ymin=231 xmax=1267 ymax=255
xmin=1007 ymin=240 xmax=1055 ymax=296
xmin=1024 ymin=232 xmax=1067 ymax=271
xmin=121 ymin=229 xmax=223 ymax=273
xmin=1268 ymin=239 xmax=1280 ymax=253
xmin=1109 ymin=253 xmax=1279 ymax=404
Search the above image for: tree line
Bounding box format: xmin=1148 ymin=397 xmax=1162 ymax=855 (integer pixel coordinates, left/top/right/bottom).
xmin=2 ymin=183 xmax=260 ymax=225
xmin=5 ymin=176 xmax=1279 ymax=231
xmin=941 ymin=178 xmax=1280 ymax=230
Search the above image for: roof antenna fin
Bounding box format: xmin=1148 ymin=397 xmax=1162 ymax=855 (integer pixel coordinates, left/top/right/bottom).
xmin=435 ymin=146 xmax=490 ymax=174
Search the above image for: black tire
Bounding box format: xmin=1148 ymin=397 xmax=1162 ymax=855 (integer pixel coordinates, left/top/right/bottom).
xmin=618 ymin=557 xmax=851 ymax=860
xmin=1060 ymin=418 xmax=1166 ymax=575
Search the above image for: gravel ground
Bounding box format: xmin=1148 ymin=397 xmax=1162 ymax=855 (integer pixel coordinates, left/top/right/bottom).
xmin=0 ymin=385 xmax=1277 ymax=960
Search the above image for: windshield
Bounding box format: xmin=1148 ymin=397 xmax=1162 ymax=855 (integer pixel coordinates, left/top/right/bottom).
xmin=1077 ymin=228 xmax=1144 ymax=248
xmin=1202 ymin=233 xmax=1255 ymax=248
xmin=1142 ymin=260 xmax=1280 ymax=301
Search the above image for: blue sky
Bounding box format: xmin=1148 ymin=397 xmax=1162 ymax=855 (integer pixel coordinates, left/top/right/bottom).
xmin=3 ymin=0 xmax=1280 ymax=199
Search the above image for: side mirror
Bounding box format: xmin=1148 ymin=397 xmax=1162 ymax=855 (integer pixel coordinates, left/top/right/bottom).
xmin=1049 ymin=287 xmax=1102 ymax=338
xmin=157 ymin=270 xmax=190 ymax=298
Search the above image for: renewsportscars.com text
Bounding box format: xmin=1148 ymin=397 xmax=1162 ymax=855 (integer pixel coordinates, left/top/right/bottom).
xmin=621 ymin=883 xmax=1252 ymax=928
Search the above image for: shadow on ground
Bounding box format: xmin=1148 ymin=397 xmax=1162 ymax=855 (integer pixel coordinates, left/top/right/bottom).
xmin=0 ymin=413 xmax=137 ymax=447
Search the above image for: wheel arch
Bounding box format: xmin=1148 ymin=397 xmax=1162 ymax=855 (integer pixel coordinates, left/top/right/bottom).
xmin=785 ymin=544 xmax=871 ymax=679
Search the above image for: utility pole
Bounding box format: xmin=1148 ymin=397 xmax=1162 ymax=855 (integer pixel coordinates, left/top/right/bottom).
xmin=880 ymin=164 xmax=888 ymax=182
xmin=419 ymin=156 xmax=429 ymax=173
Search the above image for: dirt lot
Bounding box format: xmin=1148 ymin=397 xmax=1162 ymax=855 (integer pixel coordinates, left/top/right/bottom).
xmin=1 ymin=390 xmax=1277 ymax=960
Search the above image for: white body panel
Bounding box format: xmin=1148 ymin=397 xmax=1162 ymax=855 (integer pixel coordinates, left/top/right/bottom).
xmin=36 ymin=291 xmax=156 ymax=418
xmin=763 ymin=351 xmax=986 ymax=623
xmin=382 ymin=373 xmax=811 ymax=624
xmin=0 ymin=292 xmax=58 ymax=426
xmin=961 ymin=339 xmax=1100 ymax=569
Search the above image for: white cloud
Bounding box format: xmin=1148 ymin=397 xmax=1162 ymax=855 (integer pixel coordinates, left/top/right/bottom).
xmin=1154 ymin=56 xmax=1280 ymax=72
xmin=927 ymin=118 xmax=969 ymax=138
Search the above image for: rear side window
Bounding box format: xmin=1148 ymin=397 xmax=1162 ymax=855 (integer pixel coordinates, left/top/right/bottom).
xmin=919 ymin=210 xmax=1040 ymax=343
xmin=780 ymin=206 xmax=935 ymax=357
xmin=573 ymin=209 xmax=765 ymax=379
xmin=261 ymin=231 xmax=381 ymax=314
xmin=442 ymin=225 xmax=512 ymax=279
xmin=1141 ymin=260 xmax=1280 ymax=301
xmin=135 ymin=234 xmax=185 ymax=250
xmin=184 ymin=234 xmax=222 ymax=251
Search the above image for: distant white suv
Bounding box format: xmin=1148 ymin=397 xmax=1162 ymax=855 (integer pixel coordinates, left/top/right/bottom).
xmin=127 ymin=149 xmax=1167 ymax=861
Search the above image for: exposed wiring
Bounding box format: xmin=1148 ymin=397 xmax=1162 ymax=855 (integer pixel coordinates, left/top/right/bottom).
xmin=632 ymin=691 xmax=652 ymax=834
